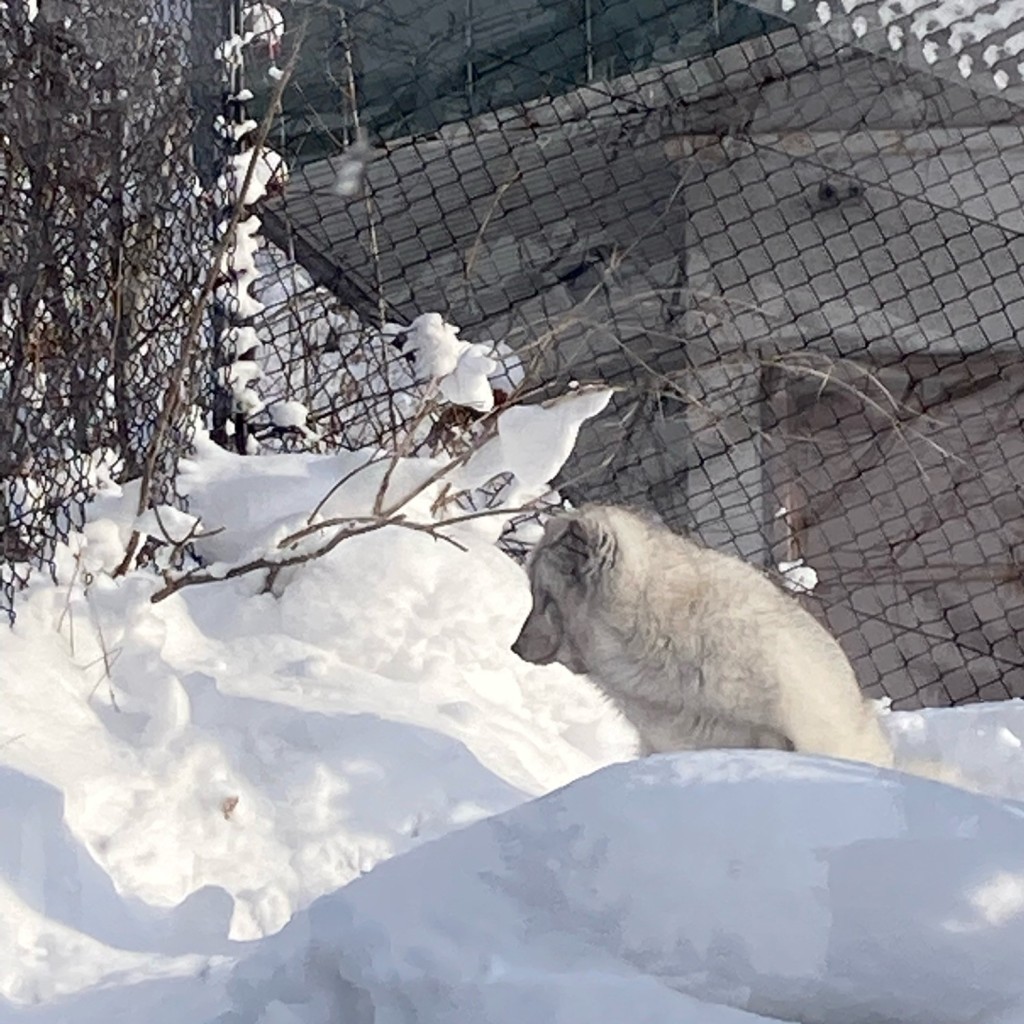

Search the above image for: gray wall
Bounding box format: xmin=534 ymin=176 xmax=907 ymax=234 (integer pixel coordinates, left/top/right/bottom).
xmin=266 ymin=24 xmax=1024 ymax=706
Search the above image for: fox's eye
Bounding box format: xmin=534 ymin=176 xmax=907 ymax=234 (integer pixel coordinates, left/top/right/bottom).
xmin=541 ymin=592 xmax=562 ymax=627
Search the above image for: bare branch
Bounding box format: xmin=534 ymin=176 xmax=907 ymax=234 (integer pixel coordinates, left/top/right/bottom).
xmin=150 ymin=510 xmax=474 ymax=603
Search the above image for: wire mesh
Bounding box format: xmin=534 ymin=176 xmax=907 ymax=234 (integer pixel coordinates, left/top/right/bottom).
xmin=249 ymin=0 xmax=1024 ymax=709
xmin=0 ymin=0 xmax=212 ymax=614
xmin=5 ymin=0 xmax=1024 ymax=711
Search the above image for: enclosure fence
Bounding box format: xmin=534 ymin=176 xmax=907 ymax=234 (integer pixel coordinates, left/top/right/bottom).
xmin=1 ymin=0 xmax=212 ymax=602
xmin=4 ymin=0 xmax=1024 ymax=709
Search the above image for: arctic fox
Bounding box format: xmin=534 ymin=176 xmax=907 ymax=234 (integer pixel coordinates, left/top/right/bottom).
xmin=512 ymin=504 xmax=897 ymax=767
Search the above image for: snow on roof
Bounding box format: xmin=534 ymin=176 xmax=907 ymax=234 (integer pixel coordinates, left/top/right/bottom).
xmin=743 ymin=0 xmax=1024 ymax=102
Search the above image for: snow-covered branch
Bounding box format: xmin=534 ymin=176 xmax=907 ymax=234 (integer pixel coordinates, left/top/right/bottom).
xmin=148 ymin=384 xmax=612 ymax=601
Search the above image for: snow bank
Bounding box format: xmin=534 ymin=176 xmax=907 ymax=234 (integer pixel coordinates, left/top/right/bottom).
xmin=0 ymin=440 xmax=634 ymax=1003
xmin=2 ymin=442 xmax=1024 ymax=1023
xmin=225 ymin=751 xmax=1024 ymax=1024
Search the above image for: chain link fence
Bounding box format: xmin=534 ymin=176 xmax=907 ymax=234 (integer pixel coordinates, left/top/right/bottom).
xmin=5 ymin=0 xmax=1024 ymax=711
xmin=1 ymin=0 xmax=213 ymax=611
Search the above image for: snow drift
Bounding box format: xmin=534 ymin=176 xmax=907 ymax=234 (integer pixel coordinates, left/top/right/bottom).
xmin=225 ymin=750 xmax=1024 ymax=1024
xmin=1 ymin=439 xmax=1023 ymax=1024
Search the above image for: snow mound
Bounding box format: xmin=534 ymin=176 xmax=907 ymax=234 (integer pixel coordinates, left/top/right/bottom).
xmin=225 ymin=750 xmax=1024 ymax=1024
xmin=3 ymin=442 xmax=1024 ymax=1023
xmin=0 ymin=441 xmax=636 ymax=1006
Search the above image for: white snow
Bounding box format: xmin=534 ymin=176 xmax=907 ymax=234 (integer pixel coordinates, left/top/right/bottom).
xmin=228 ymin=751 xmax=1024 ymax=1024
xmin=455 ymin=386 xmax=614 ymax=498
xmin=1 ymin=440 xmax=1024 ymax=1023
xmin=784 ymin=0 xmax=1024 ymax=85
xmin=777 ymin=557 xmax=819 ymax=593
xmin=244 ymin=2 xmax=284 ymax=48
xmin=401 ymin=312 xmax=464 ymax=379
xmin=245 ymin=247 xmax=529 ymax=458
xmin=217 ymin=358 xmax=263 ymax=414
xmin=223 ymin=324 xmax=261 ymax=360
xmin=439 ymin=342 xmax=499 ymax=411
xmin=224 ymin=267 xmax=266 ymax=320
xmin=332 ymin=135 xmax=371 ymax=197
xmin=495 ymin=387 xmax=613 ymax=488
xmin=398 ymin=312 xmax=523 ymax=414
xmin=213 ymin=115 xmax=259 ymax=141
xmin=334 ymin=156 xmax=366 ymax=196
xmin=218 ymin=215 xmax=263 ymax=279
xmin=214 ymin=34 xmax=249 ymax=65
xmin=268 ymin=400 xmax=312 ymax=432
xmin=219 ymin=148 xmax=287 ymax=208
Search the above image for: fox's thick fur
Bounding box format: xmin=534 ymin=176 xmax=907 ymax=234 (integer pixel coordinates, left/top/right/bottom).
xmin=512 ymin=504 xmax=898 ymax=768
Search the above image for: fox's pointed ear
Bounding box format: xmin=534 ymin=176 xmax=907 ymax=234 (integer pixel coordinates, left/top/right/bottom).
xmin=541 ymin=514 xmax=574 ymax=546
xmin=549 ymin=514 xmax=616 ymax=585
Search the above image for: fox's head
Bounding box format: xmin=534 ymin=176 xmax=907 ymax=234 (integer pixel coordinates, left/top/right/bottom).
xmin=511 ymin=507 xmax=620 ymax=674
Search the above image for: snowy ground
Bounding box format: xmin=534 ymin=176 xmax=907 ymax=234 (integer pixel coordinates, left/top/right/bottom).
xmin=2 ymin=439 xmax=1024 ymax=1023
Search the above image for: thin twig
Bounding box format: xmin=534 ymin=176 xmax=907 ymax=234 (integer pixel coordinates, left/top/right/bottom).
xmin=56 ymin=549 xmax=83 ymax=652
xmin=150 ymin=510 xmax=474 ymax=602
xmin=0 ymin=734 xmax=25 ymax=752
xmin=372 ymin=389 xmax=443 ymax=516
xmin=464 ymin=168 xmax=524 ymax=280
xmin=83 ymin=606 xmax=122 ymax=712
xmin=762 ymin=356 xmax=939 ymax=480
xmin=280 ymin=499 xmax=543 ymax=550
xmin=151 ymin=519 xmax=391 ymax=602
xmin=373 ymin=384 xmax=606 ymax=520
xmin=307 ymin=452 xmax=389 ymax=524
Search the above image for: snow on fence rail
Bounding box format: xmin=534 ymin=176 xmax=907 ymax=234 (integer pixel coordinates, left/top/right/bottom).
xmin=4 ymin=0 xmax=1024 ymax=710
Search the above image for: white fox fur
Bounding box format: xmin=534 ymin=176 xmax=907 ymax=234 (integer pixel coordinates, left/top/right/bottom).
xmin=513 ymin=504 xmax=906 ymax=770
